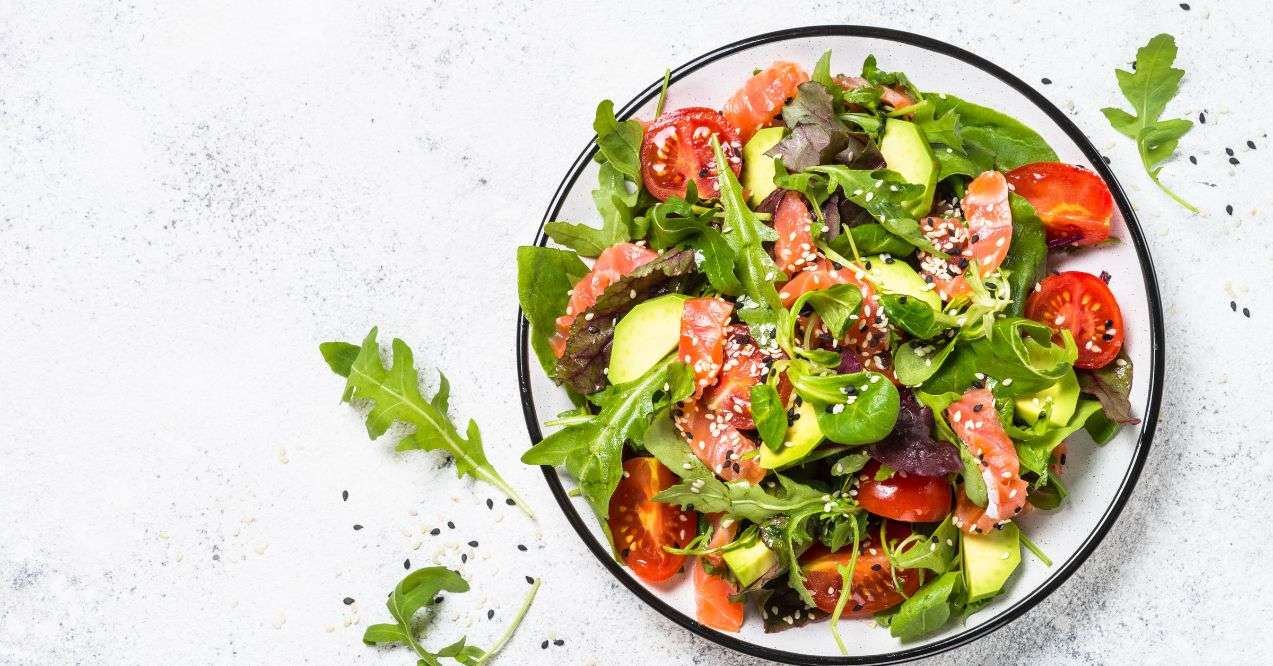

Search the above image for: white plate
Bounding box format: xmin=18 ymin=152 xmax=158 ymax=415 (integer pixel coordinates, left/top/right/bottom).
xmin=517 ymin=26 xmax=1163 ymax=665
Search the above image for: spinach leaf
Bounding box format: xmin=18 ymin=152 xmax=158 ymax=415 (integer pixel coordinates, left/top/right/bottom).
xmin=926 ymin=93 xmax=1058 ymax=171
xmin=789 ymin=361 xmax=900 ymax=445
xmin=830 ymin=451 xmax=872 ymax=476
xmin=593 ymin=99 xmax=643 ymax=181
xmin=751 ymin=383 xmax=789 ymax=451
xmin=321 ymin=329 xmax=533 ymax=517
xmin=523 ymin=356 xmax=692 ymax=548
xmin=925 ymin=318 xmax=1075 ymax=398
xmin=712 ymin=136 xmax=782 ymax=317
xmin=555 ymin=249 xmax=701 ymax=395
xmin=792 ymin=283 xmax=863 ymax=339
xmin=1100 ymin=34 xmax=1197 ymax=212
xmin=516 ymin=246 xmax=589 ymax=375
xmin=1002 ymin=194 xmax=1048 ymax=317
xmin=888 ymin=571 xmax=961 ymax=641
xmin=1077 ymin=353 xmax=1140 ymax=425
xmin=881 ymin=294 xmax=946 ymax=340
xmin=934 ymin=147 xmax=980 ymax=182
xmin=891 ymin=516 xmax=958 ymax=573
xmin=836 ymin=223 xmax=915 ymax=257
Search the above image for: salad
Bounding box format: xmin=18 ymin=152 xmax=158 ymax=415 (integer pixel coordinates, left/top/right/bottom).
xmin=517 ymin=51 xmax=1139 ymax=647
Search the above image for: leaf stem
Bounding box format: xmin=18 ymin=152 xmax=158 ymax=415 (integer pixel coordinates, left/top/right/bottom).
xmin=1148 ymin=170 xmax=1199 ymax=213
xmin=1018 ymin=530 xmax=1053 ymax=567
xmin=655 ymin=69 xmax=671 ymax=118
xmin=473 ymin=578 xmax=541 ymax=666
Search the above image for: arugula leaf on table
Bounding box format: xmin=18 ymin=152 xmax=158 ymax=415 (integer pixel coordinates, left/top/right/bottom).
xmin=1078 ymin=352 xmax=1140 ymax=425
xmin=711 ymin=136 xmax=782 ymax=319
xmin=1101 ymin=33 xmax=1198 ymax=213
xmin=523 ymin=356 xmax=692 ymax=549
xmin=516 ymin=247 xmax=589 ymax=376
xmin=1001 ymin=194 xmax=1048 ymax=317
xmin=926 ymin=93 xmax=1058 ymax=171
xmin=555 ymin=249 xmax=701 ymax=395
xmin=363 ymin=567 xmax=540 ymax=666
xmin=320 ymin=329 xmax=533 ymax=517
xmin=888 ymin=571 xmax=961 ymax=641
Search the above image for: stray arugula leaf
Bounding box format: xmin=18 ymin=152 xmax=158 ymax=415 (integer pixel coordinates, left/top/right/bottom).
xmin=321 ymin=329 xmax=533 ymax=517
xmin=523 ymin=356 xmax=692 ymax=548
xmin=1078 ymin=353 xmax=1140 ymax=425
xmin=750 ymin=384 xmax=789 ymax=451
xmin=516 ymin=247 xmax=589 ymax=376
xmin=655 ymin=69 xmax=671 ymax=118
xmin=593 ymin=100 xmax=643 ymax=181
xmin=363 ymin=567 xmax=540 ymax=666
xmin=788 ymin=361 xmax=900 ymax=445
xmin=888 ymin=571 xmax=961 ymax=641
xmin=712 ymin=136 xmax=783 ymax=317
xmin=927 ymin=93 xmax=1058 ymax=171
xmin=555 ymin=249 xmax=701 ymax=395
xmin=1100 ymin=33 xmax=1197 ymax=213
xmin=1002 ymin=194 xmax=1048 ymax=317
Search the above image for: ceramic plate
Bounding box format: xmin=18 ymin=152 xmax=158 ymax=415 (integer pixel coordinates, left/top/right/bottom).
xmin=516 ymin=25 xmax=1163 ymax=665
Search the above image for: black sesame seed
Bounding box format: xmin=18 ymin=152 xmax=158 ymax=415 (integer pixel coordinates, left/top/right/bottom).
xmin=352 ymin=524 xmax=363 ymax=531
xmin=1060 ymin=454 xmax=1068 ymax=465
xmin=447 ymin=521 xmax=455 ymax=529
xmin=1041 ymin=77 xmax=1052 ymax=85
xmin=430 ymin=528 xmax=441 ymax=536
xmin=1226 ymin=205 xmax=1234 ymax=215
xmin=1231 ymin=301 xmax=1238 ymax=311
xmin=899 ymin=295 xmax=908 ymax=304
xmin=853 ymin=604 xmax=863 ymax=612
xmin=505 ymin=498 xmax=516 ymax=506
xmin=884 ymin=256 xmax=895 ymax=264
xmin=541 ymin=640 xmax=549 ymax=650
xmin=1247 ymin=140 xmax=1257 ymax=149
xmin=343 ymin=597 xmax=355 ymax=605
xmin=871 ymin=563 xmax=882 ymax=571
xmin=461 ymin=553 xmax=468 ymax=563
xmin=526 ymin=575 xmax=535 ymax=584
xmin=487 ymin=609 xmax=495 ymax=620
xmin=403 ymin=558 xmax=410 ymax=569
xmin=621 ymin=547 xmax=630 ymax=559
xmin=486 ymin=498 xmax=493 ymax=510
xmin=1189 ymin=155 xmax=1197 ymax=165
xmin=1226 ymin=147 xmax=1235 ymax=156
xmin=794 ymin=395 xmax=803 ymax=407
xmin=1229 ymin=157 xmax=1240 ymax=165
xmin=698 ymin=167 xmax=709 ymax=178
xmin=1199 ymin=111 xmax=1207 ymax=124
xmin=435 ymin=596 xmax=444 ymax=604
xmin=517 ymin=544 xmax=528 ymax=552
xmin=468 ymin=540 xmax=479 ymax=548
xmin=973 ymin=403 xmax=984 ymax=412
xmin=1243 ymin=307 xmax=1251 ymax=318
xmin=341 ymin=490 xmax=348 ymax=501
xmin=554 ymin=639 xmax=565 ymax=646
xmin=1180 ymin=2 xmax=1189 ymax=9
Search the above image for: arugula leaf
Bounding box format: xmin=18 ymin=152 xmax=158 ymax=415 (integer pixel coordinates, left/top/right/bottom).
xmin=523 ymin=356 xmax=692 ymax=547
xmin=642 ymin=191 xmax=743 ymax=295
xmin=591 ymin=162 xmax=642 ymax=244
xmin=914 ymin=106 xmax=963 ymax=151
xmin=1101 ymin=34 xmax=1197 ymax=213
xmin=363 ymin=567 xmax=540 ymax=666
xmin=750 ymin=384 xmax=789 ymax=451
xmin=555 ymin=249 xmax=701 ymax=395
xmin=1017 ymin=399 xmax=1105 ymax=480
xmin=542 ymin=219 xmax=625 ymax=258
xmin=654 ymin=473 xmax=835 ymax=524
xmin=927 ymin=93 xmax=1058 ymax=171
xmin=796 ymin=166 xmax=942 ymax=254
xmin=1002 ymin=194 xmax=1048 ymax=317
xmin=888 ymin=571 xmax=961 ymax=641
xmin=593 ymin=100 xmax=643 ymax=181
xmin=1078 ymin=353 xmax=1140 ymax=425
xmin=516 ymin=247 xmax=589 ymax=376
xmin=860 ymin=54 xmax=922 ymax=104
xmin=812 ymin=50 xmax=835 ymax=90
xmin=788 ymin=361 xmax=900 ymax=445
xmin=321 ymin=329 xmax=533 ymax=517
xmin=892 ymin=516 xmax=958 ymax=574
xmin=712 ymin=136 xmax=782 ymax=317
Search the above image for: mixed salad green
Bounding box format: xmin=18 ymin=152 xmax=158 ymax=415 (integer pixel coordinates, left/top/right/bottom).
xmin=517 ymin=51 xmax=1141 ymax=647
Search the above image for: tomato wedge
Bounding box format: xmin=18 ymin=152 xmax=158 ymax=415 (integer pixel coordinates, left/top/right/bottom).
xmin=609 ymin=457 xmax=695 ymax=583
xmin=1006 ymin=162 xmax=1113 ymax=247
xmin=722 ymin=61 xmax=809 ymax=142
xmin=679 ymin=297 xmax=734 ymax=398
xmin=773 ymin=191 xmax=817 ymax=274
xmin=947 ymin=388 xmax=1027 ymax=534
xmin=918 ymin=170 xmax=1012 ymax=302
xmin=640 ymin=107 xmax=742 ymax=201
xmin=693 ymin=515 xmax=744 ymax=632
xmin=1026 ymin=271 xmax=1125 ymax=369
xmin=551 ymin=242 xmax=657 ymax=357
xmin=802 ymin=525 xmax=920 ymax=617
xmin=856 ymin=461 xmax=952 ymax=523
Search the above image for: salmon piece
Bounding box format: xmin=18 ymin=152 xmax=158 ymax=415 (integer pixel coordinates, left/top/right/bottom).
xmin=947 ymin=388 xmax=1028 ymax=534
xmin=722 ymin=62 xmax=809 ymax=142
xmin=674 ymin=399 xmax=765 ymax=484
xmin=918 ymin=171 xmax=1012 ymax=302
xmin=772 ymin=191 xmax=817 ymax=274
xmin=777 ymin=260 xmax=892 ymax=376
xmin=693 ymin=516 xmax=745 ymax=632
xmin=550 ymin=242 xmax=657 ymax=356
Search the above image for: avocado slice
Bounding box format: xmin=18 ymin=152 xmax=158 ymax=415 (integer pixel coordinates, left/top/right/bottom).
xmin=1015 ymin=368 xmax=1080 ymax=427
xmin=721 ymin=536 xmax=778 ymax=588
xmin=879 ymin=119 xmax=938 ymax=217
xmin=859 ymin=254 xmax=942 ymax=310
xmin=962 ymin=522 xmax=1021 ymax=603
xmin=743 ymin=127 xmax=786 ymax=206
xmin=607 ymin=294 xmax=688 ymax=384
xmin=759 ymin=400 xmax=823 ymax=469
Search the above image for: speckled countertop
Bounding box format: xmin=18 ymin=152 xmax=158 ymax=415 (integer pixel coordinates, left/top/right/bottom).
xmin=2 ymin=1 xmax=1270 ymax=664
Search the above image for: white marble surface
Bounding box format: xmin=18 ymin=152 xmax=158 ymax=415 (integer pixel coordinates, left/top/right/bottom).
xmin=1 ymin=2 xmax=1270 ymax=664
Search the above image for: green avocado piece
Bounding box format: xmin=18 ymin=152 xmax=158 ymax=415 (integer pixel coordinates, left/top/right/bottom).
xmin=879 ymin=118 xmax=938 ymax=217
xmin=962 ymin=522 xmax=1021 ymax=603
xmin=607 ymin=293 xmax=687 ymax=384
xmin=721 ymin=536 xmax=778 ymax=588
xmin=860 ymin=254 xmax=942 ymax=310
xmin=743 ymin=127 xmax=786 ymax=206
xmin=1015 ymin=368 xmax=1080 ymax=427
xmin=759 ymin=400 xmax=823 ymax=469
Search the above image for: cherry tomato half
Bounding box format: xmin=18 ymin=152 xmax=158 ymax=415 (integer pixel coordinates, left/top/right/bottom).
xmin=609 ymin=457 xmax=695 ymax=583
xmin=1006 ymin=162 xmax=1113 ymax=247
xmin=1026 ymin=271 xmax=1125 ymax=369
xmin=856 ymin=461 xmax=952 ymax=523
xmin=640 ymin=107 xmax=742 ymax=201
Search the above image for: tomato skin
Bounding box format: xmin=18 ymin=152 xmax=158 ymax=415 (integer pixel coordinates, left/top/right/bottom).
xmin=609 ymin=457 xmax=695 ymax=583
xmin=856 ymin=461 xmax=952 ymax=523
xmin=640 ymin=108 xmax=742 ymax=201
xmin=551 ymin=243 xmax=657 ymax=357
xmin=723 ymin=62 xmax=809 ymax=141
xmin=679 ymin=298 xmax=734 ymax=398
xmin=1006 ymin=162 xmax=1113 ymax=247
xmin=1025 ymin=271 xmax=1125 ymax=369
xmin=801 ymin=526 xmax=920 ymax=617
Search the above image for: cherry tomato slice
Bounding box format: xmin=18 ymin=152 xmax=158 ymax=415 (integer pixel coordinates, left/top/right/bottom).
xmin=609 ymin=457 xmax=695 ymax=583
xmin=551 ymin=242 xmax=657 ymax=357
xmin=1006 ymin=162 xmax=1113 ymax=247
xmin=856 ymin=461 xmax=952 ymax=523
xmin=1026 ymin=271 xmax=1125 ymax=369
xmin=640 ymin=107 xmax=742 ymax=201
xmin=801 ymin=525 xmax=920 ymax=616
xmin=722 ymin=61 xmax=809 ymax=142
xmin=679 ymin=297 xmax=734 ymax=398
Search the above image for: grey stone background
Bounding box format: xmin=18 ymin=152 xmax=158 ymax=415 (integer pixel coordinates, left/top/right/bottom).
xmin=1 ymin=1 xmax=1269 ymax=664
